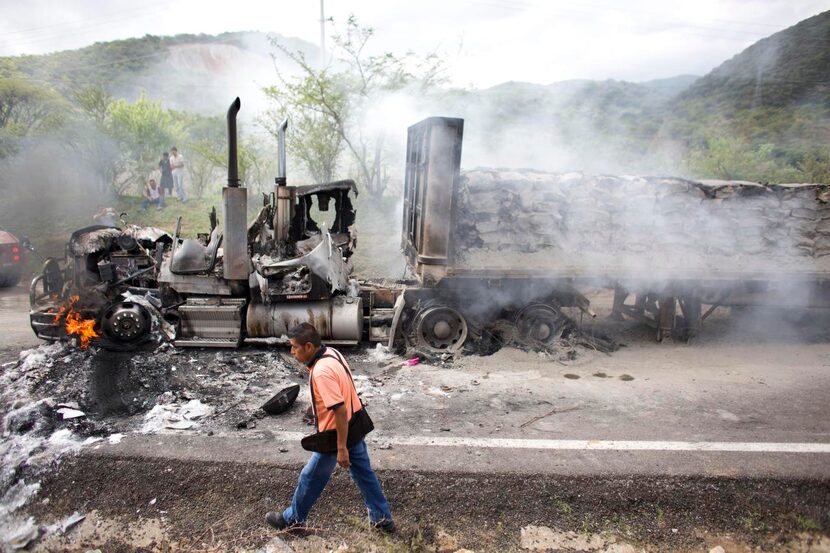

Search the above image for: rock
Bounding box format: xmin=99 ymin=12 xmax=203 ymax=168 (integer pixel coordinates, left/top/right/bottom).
xmin=708 ymin=547 xmax=726 ymax=553
xmin=6 ymin=516 xmax=39 ymax=549
xmin=262 ymin=537 xmax=295 ymax=553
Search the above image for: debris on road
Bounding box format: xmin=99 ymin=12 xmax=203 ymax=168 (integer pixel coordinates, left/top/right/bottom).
xmin=141 ymin=399 xmax=213 ymax=432
xmin=261 ymin=384 xmax=300 ymax=415
xmin=56 ymin=407 xmax=86 ymax=420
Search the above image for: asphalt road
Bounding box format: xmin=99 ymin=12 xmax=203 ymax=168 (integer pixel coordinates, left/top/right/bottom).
xmin=0 ymin=285 xmax=40 ymax=351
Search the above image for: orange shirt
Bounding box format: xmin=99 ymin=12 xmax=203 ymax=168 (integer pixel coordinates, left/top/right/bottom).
xmin=309 ymin=347 xmax=363 ymax=432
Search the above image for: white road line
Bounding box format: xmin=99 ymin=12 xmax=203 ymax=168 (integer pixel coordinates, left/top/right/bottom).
xmin=277 ymin=433 xmax=830 ymax=453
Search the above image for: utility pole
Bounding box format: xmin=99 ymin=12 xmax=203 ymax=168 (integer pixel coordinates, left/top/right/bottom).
xmin=319 ymin=0 xmax=326 ymax=68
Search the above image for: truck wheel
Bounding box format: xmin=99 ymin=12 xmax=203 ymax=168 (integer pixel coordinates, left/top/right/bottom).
xmin=101 ymin=301 xmax=152 ymax=345
xmin=410 ymin=304 xmax=469 ymax=353
xmin=515 ymin=304 xmax=567 ymax=346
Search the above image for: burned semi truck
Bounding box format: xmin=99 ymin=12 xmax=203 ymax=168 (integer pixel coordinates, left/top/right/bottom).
xmin=29 ymin=99 xmax=830 ymax=352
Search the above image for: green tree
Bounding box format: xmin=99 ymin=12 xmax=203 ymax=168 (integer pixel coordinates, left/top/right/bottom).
xmin=0 ymin=78 xmax=65 ymax=158
xmin=797 ymin=147 xmax=830 ymax=184
xmin=192 ymin=128 xmax=274 ymax=195
xmin=176 ymin=112 xmax=225 ymax=198
xmin=107 ymin=91 xmax=181 ymax=194
xmin=263 ymin=73 xmax=345 ymax=184
xmin=265 ymin=16 xmax=445 ymax=196
xmin=687 ymin=134 xmax=803 ymax=182
xmin=71 ymin=83 xmax=120 ymax=195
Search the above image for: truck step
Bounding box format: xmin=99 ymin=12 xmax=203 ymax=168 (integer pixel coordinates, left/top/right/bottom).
xmin=177 ymin=298 xmax=245 ymax=347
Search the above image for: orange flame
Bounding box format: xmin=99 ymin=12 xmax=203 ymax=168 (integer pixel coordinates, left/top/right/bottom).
xmin=53 ymin=295 xmax=99 ymax=349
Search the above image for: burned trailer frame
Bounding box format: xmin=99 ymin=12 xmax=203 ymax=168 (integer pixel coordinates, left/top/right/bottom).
xmin=398 ymin=116 xmax=830 ymax=347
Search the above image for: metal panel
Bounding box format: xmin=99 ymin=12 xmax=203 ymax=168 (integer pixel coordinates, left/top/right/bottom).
xmin=402 ymin=117 xmax=464 ymax=283
xmin=176 ymin=298 xmax=245 ymax=347
xmin=223 ymin=186 xmax=248 ymax=280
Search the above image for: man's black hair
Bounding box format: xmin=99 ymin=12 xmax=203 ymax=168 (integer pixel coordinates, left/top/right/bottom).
xmin=287 ymin=322 xmax=321 ymax=347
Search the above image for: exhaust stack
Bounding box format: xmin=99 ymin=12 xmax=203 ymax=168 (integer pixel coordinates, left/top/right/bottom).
xmin=274 ymin=117 xmax=293 ymax=243
xmin=223 ymin=97 xmax=248 ymax=280
xmin=276 ymin=117 xmax=288 ymax=185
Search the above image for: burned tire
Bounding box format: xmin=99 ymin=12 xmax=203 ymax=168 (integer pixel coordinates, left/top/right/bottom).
xmin=514 ymin=303 xmax=567 ymax=346
xmin=409 ymin=304 xmax=469 ymax=353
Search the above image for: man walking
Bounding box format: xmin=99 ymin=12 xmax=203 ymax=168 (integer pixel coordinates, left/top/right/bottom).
xmin=169 ymin=146 xmax=187 ymax=202
xmin=266 ymin=323 xmax=394 ymax=533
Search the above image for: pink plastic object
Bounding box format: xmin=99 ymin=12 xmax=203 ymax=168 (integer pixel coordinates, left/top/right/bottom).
xmin=399 ymin=358 xmax=420 ymax=367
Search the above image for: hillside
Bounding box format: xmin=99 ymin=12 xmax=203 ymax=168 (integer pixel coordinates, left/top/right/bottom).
xmin=662 ymin=10 xmax=830 ymax=182
xmin=0 ymin=31 xmax=319 ymax=115
xmin=1 ymin=12 xmax=828 ymax=192
xmin=677 ymin=10 xmax=830 ymax=111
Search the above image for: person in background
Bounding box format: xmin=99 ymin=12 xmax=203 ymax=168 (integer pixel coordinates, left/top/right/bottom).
xmin=169 ymin=146 xmax=187 ymax=203
xmin=159 ymin=151 xmax=174 ymax=201
xmin=141 ymin=178 xmax=164 ymax=211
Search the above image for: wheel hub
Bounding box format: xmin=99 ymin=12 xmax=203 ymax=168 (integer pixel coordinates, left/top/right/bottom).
xmin=102 ymin=302 xmax=151 ymax=343
xmin=515 ymin=304 xmax=566 ymax=345
xmin=413 ymin=305 xmax=468 ymax=353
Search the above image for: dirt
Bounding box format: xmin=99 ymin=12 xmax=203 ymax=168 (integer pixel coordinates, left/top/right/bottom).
xmin=28 ymin=454 xmax=830 ymax=552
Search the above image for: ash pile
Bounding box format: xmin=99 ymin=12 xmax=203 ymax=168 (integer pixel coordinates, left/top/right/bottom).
xmin=0 ymin=342 xmax=300 ymax=550
xmin=455 ymin=169 xmax=830 ymax=277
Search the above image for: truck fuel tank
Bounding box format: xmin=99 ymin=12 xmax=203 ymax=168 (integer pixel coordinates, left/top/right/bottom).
xmin=246 ymin=296 xmax=362 ymax=343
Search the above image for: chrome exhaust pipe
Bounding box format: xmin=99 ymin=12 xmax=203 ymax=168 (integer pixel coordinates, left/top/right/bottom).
xmin=276 ymin=117 xmax=288 ymax=186
xmin=227 ymin=97 xmax=241 ymax=187
xmin=223 ymin=97 xmax=247 ymax=280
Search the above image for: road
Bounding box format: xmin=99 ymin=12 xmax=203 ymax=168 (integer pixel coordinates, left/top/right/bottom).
xmin=0 ymin=285 xmax=40 ymax=351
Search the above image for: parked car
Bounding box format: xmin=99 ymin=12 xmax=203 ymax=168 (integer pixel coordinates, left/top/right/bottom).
xmin=0 ymin=230 xmax=23 ymax=288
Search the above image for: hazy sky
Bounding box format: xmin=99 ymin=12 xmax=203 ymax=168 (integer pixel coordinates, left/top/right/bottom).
xmin=1 ymin=0 xmax=828 ymax=87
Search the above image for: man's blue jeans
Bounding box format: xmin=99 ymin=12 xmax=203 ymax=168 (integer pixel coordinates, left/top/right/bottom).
xmin=141 ymin=196 xmax=163 ymax=210
xmin=282 ymin=439 xmax=393 ymax=525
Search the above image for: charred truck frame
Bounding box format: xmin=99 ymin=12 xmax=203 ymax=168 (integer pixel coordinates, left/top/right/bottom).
xmin=29 ymin=98 xmax=830 ymax=353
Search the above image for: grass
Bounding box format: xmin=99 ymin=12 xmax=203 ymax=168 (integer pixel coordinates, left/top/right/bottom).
xmin=655 ymin=505 xmax=665 ymax=526
xmin=795 ymin=514 xmax=822 ymax=533
xmin=739 ymin=512 xmax=768 ymax=532
xmin=553 ymin=498 xmax=573 ymax=515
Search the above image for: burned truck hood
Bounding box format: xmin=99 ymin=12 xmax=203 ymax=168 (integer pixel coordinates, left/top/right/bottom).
xmin=252 ymin=230 xmax=349 ymax=294
xmin=69 ymin=225 xmax=172 ymax=256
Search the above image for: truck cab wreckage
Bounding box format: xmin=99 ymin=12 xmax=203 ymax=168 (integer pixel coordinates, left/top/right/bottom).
xmin=29 ymin=98 xmax=830 ymax=353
